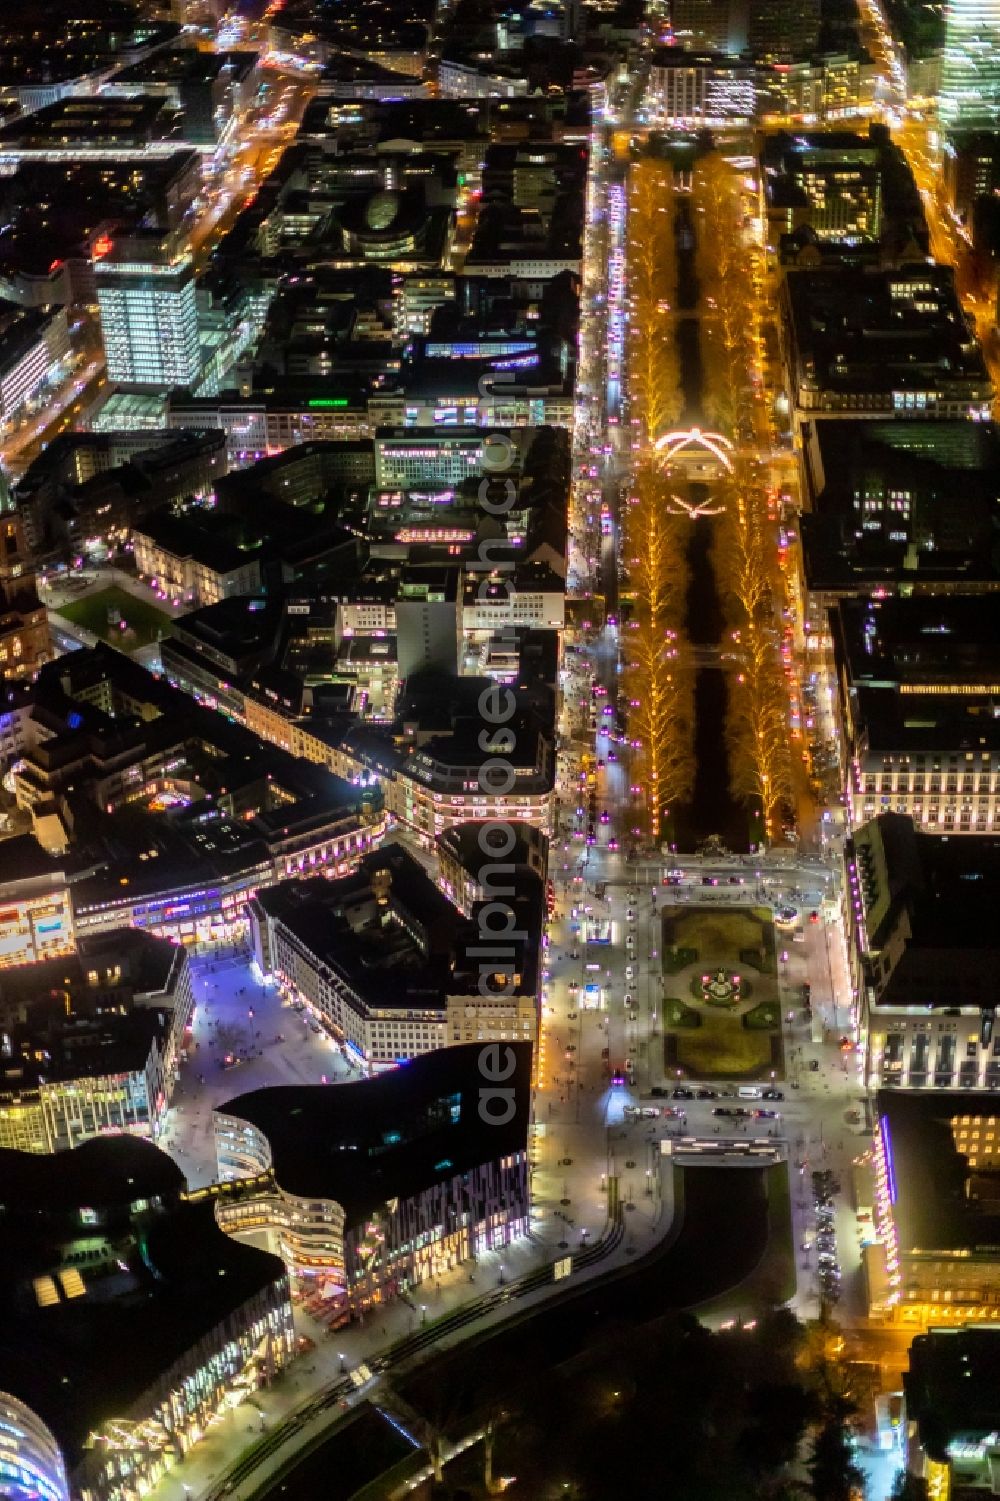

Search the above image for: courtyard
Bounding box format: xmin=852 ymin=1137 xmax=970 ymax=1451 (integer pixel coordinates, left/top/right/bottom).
xmin=53 ymin=584 xmax=171 ymax=649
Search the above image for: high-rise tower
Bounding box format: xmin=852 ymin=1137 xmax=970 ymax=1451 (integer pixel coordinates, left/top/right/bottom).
xmin=941 ymin=0 xmax=1000 ymax=129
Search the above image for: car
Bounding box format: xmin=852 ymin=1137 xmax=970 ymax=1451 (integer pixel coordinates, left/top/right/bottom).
xmin=650 ymin=1086 xmax=667 ymax=1097
xmin=664 ymin=874 xmax=683 ymax=886
xmin=640 ymin=1107 xmax=660 ymax=1118
xmin=727 ymin=875 xmax=744 ymax=885
xmin=600 ymin=810 xmax=611 ymax=824
xmin=809 ymin=910 xmax=820 ymax=924
xmin=753 ymin=1108 xmax=779 ymax=1119
xmin=713 ymin=1107 xmax=733 ymax=1117
xmin=762 ymin=1088 xmax=784 ymax=1101
xmin=775 ymin=907 xmax=798 ymax=925
xmin=627 ymin=909 xmax=636 ymax=922
xmin=701 ymin=875 xmax=719 ymax=886
xmin=673 ymin=1087 xmax=694 ymax=1099
xmin=696 ymin=1088 xmax=716 ymax=1099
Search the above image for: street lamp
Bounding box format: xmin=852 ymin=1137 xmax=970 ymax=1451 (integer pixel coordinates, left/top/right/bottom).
xmin=339 ymin=1351 xmax=346 ymax=1373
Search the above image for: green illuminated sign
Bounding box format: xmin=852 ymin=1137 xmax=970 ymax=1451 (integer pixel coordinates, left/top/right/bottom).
xmin=308 ymin=398 xmax=350 ymax=409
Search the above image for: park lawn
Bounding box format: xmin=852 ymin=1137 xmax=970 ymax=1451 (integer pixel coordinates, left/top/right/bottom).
xmin=672 ymin=1009 xmax=774 ymax=1076
xmin=662 ymin=906 xmax=772 ymax=966
xmin=743 ymin=1000 xmax=780 ymax=1030
xmin=664 ymin=997 xmax=701 ymax=1029
xmin=54 ymin=585 xmax=171 ymax=648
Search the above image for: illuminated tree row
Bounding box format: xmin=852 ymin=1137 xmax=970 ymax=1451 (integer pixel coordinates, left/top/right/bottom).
xmin=627 ymin=158 xmax=683 ymax=445
xmin=621 ymin=459 xmax=695 ymax=844
xmin=693 ymin=153 xmax=793 ymax=840
xmin=692 ymin=154 xmax=769 ymax=449
xmin=716 ymin=459 xmax=794 ymax=838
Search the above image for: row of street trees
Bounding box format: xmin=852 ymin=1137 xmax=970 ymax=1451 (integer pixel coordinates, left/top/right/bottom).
xmin=622 ymin=159 xmax=694 ymax=842
xmin=693 ymin=153 xmax=794 ymax=840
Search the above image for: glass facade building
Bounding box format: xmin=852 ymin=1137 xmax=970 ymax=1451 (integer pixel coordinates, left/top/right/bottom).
xmin=95 ymin=237 xmax=201 ymax=391
xmin=940 ymin=0 xmax=1000 ymax=128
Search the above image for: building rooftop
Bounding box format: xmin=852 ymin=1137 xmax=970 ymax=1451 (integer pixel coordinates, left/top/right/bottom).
xmin=878 ymin=1089 xmax=1000 ymax=1255
xmin=835 ymin=594 xmax=1000 ymax=691
xmin=0 ymin=928 xmax=184 ymax=1091
xmin=906 ymin=1326 xmax=1000 ymax=1462
xmin=0 ymin=1138 xmax=284 ymax=1467
xmin=0 ymin=95 xmax=183 ymax=150
xmin=852 ymin=816 xmax=1000 ymax=1008
xmin=109 ymin=47 xmax=257 ymax=87
xmin=784 ymin=265 xmax=989 ymax=396
xmin=218 ymin=1040 xmax=531 ymax=1224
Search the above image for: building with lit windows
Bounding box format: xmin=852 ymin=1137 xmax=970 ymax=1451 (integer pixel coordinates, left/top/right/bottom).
xmin=834 ymin=594 xmax=1000 ymax=834
xmin=10 ymin=645 xmax=387 ymax=947
xmin=0 ymin=1136 xmax=293 ymax=1501
xmin=845 ymin=815 xmax=1000 ymax=1090
xmin=870 ymin=1090 xmax=1000 ymax=1326
xmin=0 ymin=836 xmax=74 ymax=970
xmin=0 ymin=306 xmax=70 ymax=430
xmin=248 ymin=842 xmax=541 ymax=1071
xmin=940 ymin=0 xmax=1000 ymax=129
xmin=781 ymin=266 xmax=992 ymax=430
xmin=645 ymin=51 xmax=757 ymax=127
xmin=903 ymin=1325 xmax=1000 ymax=1496
xmin=214 ymin=1042 xmax=531 ymax=1315
xmin=0 ymin=928 xmax=194 ymax=1153
xmin=95 ymin=230 xmax=201 ymax=392
xmin=748 ymin=0 xmax=820 ymax=59
xmin=0 ymin=1390 xmax=69 ymax=1501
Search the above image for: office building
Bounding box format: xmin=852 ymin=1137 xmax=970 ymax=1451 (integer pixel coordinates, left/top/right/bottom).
xmin=0 ymin=307 xmax=70 ymax=430
xmin=870 ymin=1089 xmax=1000 ymax=1325
xmin=0 ymin=1136 xmax=293 ymax=1501
xmin=940 ymin=0 xmax=1000 ymax=129
xmin=671 ymin=0 xmax=749 ymax=53
xmin=12 ymin=427 xmax=228 ymax=560
xmin=214 ymin=1042 xmax=532 ymax=1313
xmin=943 ymin=129 xmax=1000 ymax=221
xmin=798 ymin=419 xmax=1000 ymax=598
xmin=0 ymin=1390 xmax=68 ymax=1501
xmin=0 ymin=928 xmax=194 ymax=1153
xmin=646 ymin=51 xmax=757 ymax=127
xmin=780 ymin=265 xmax=992 ymax=429
xmin=846 ymin=814 xmax=1000 ymax=1088
xmin=748 ymin=0 xmax=820 ymax=59
xmin=761 ymin=128 xmax=928 ymax=271
xmin=95 ymin=230 xmax=201 ymax=392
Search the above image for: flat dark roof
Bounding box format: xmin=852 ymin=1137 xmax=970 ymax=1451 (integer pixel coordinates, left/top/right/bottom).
xmin=0 ymin=1173 xmax=283 ymax=1466
xmin=218 ymin=1041 xmax=531 ymax=1224
xmin=906 ymin=1326 xmax=1000 ymax=1460
xmin=878 ymin=1089 xmax=1000 ymax=1254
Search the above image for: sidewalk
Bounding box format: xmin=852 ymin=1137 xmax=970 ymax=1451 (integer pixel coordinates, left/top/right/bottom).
xmin=145 ymin=1158 xmax=670 ymax=1501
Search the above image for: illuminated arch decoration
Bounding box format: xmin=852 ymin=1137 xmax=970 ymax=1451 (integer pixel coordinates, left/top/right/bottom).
xmin=665 ymin=492 xmax=726 ymax=518
xmin=653 ymin=427 xmax=735 ymax=474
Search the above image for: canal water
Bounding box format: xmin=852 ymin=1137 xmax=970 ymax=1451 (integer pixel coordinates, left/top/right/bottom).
xmin=669 ymin=195 xmax=749 ymax=853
